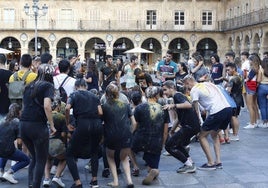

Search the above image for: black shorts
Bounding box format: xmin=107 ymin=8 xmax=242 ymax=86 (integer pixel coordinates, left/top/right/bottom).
xmin=232 ymin=106 xmax=241 ymax=117
xmin=202 ymin=107 xmax=232 ymax=132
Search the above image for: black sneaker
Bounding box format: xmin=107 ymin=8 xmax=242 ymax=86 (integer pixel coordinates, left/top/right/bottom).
xmin=215 ymin=163 xmax=223 ymax=169
xmin=198 ymin=163 xmax=216 ymax=171
xmin=71 ymin=183 xmax=83 ymax=188
xmin=102 ymin=168 xmax=110 ymax=178
xmin=90 ymin=180 xmax=99 ymax=188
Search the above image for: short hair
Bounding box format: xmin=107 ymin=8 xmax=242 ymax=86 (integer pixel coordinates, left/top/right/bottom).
xmin=226 ymin=62 xmax=237 ymax=70
xmin=105 ymin=55 xmax=113 ymax=61
xmin=210 ymin=54 xmax=220 ymax=63
xmin=134 ymin=68 xmax=142 ymax=76
xmin=0 ymin=54 xmax=6 ymax=65
xmin=145 ymin=86 xmax=160 ymax=98
xmin=20 ymin=54 xmax=32 ymax=68
xmin=58 ymin=59 xmax=70 ymax=73
xmin=241 ymin=51 xmax=249 ymax=58
xmin=162 ymin=80 xmax=176 ymax=89
xmin=166 ymin=50 xmax=173 ymax=56
xmin=225 ymin=51 xmax=235 ymax=58
xmin=75 ymin=77 xmax=87 ymax=88
xmin=263 ymin=51 xmax=268 ymax=56
xmin=40 ymin=52 xmax=52 ymax=64
xmin=182 ymin=74 xmax=196 ymax=83
xmin=130 ymin=91 xmax=142 ymax=106
xmin=105 ymin=84 xmax=119 ymax=102
xmin=130 ymin=55 xmax=138 ymax=62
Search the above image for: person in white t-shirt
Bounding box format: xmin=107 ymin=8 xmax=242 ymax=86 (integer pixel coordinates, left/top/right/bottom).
xmin=53 ymin=59 xmax=76 ymax=98
xmin=183 ymin=75 xmax=232 ymax=171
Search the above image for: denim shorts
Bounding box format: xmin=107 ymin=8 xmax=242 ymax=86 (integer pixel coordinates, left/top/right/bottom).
xmin=245 ymin=85 xmax=256 ymax=95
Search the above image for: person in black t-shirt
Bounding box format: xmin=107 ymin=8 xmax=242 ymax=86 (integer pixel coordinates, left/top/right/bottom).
xmin=65 ymin=77 xmax=103 ymax=188
xmin=0 ymin=54 xmax=12 ymax=120
xmin=20 ymin=64 xmax=56 ymax=188
xmin=134 ymin=68 xmax=153 ymax=93
xmin=162 ymin=80 xmax=200 ymax=174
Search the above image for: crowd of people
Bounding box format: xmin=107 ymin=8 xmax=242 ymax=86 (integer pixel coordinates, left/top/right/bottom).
xmin=0 ymin=49 xmax=267 ymax=188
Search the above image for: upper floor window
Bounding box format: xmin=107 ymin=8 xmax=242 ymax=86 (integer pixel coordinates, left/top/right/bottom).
xmin=146 ymin=10 xmax=156 ymax=25
xmin=118 ymin=10 xmax=128 ymax=21
xmin=4 ymin=8 xmax=15 ymax=23
xmin=174 ymin=11 xmax=185 ymax=25
xmin=202 ymin=11 xmax=212 ymax=25
xmin=60 ymin=9 xmax=73 ymax=20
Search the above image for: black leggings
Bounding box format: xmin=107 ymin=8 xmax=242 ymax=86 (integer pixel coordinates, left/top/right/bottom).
xmin=20 ymin=121 xmax=49 ymax=188
xmin=165 ymin=125 xmax=199 ymax=164
xmin=66 ymin=118 xmax=102 ymax=180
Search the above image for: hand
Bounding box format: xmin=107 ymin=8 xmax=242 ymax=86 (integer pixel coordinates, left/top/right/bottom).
xmin=50 ymin=126 xmax=57 ymax=136
xmin=163 ymin=104 xmax=174 ymax=110
xmin=67 ymin=124 xmax=75 ymax=131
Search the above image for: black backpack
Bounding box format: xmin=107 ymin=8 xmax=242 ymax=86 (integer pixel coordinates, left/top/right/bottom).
xmin=56 ymin=76 xmax=69 ymax=103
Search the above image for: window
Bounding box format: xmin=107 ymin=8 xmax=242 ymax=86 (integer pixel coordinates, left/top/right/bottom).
xmin=174 ymin=11 xmax=185 ymax=25
xmin=4 ymin=8 xmax=15 ymax=23
xmin=202 ymin=11 xmax=212 ymax=25
xmin=118 ymin=10 xmax=128 ymax=22
xmin=60 ymin=9 xmax=73 ymax=20
xmin=146 ymin=10 xmax=156 ymax=25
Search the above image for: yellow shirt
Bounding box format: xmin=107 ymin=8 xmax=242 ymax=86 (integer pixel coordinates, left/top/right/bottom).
xmin=9 ymin=70 xmax=37 ymax=84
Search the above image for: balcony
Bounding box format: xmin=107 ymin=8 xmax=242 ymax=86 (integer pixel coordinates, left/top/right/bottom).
xmin=220 ymin=8 xmax=268 ymax=31
xmin=0 ymin=18 xmax=222 ymax=32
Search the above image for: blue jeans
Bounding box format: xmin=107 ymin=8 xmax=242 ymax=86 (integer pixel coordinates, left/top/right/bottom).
xmin=0 ymin=149 xmax=30 ymax=173
xmin=257 ymin=84 xmax=268 ymax=121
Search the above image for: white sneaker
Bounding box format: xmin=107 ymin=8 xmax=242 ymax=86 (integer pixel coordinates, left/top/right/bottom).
xmin=257 ymin=123 xmax=268 ymax=128
xmin=50 ymin=165 xmax=57 ymax=175
xmin=52 ymin=177 xmax=65 ymax=188
xmin=243 ymin=124 xmax=256 ymax=129
xmin=11 ymin=161 xmax=16 ymax=166
xmin=163 ymin=151 xmax=171 ymax=156
xmin=228 ymin=128 xmax=233 ymax=134
xmin=2 ymin=172 xmax=18 ymax=184
xmin=230 ymin=135 xmax=239 ymax=141
xmin=43 ymin=178 xmax=50 ymax=187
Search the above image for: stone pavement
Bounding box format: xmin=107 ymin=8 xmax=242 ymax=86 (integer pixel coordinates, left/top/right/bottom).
xmin=1 ymin=109 xmax=268 ymax=188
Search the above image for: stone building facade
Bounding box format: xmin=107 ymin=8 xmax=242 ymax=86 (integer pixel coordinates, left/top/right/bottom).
xmin=0 ymin=0 xmax=267 ymax=65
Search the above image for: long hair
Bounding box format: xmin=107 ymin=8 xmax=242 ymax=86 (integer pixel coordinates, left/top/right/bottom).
xmin=87 ymin=58 xmax=98 ymax=77
xmin=105 ymin=84 xmax=119 ymax=103
xmin=249 ymin=54 xmax=261 ymax=72
xmin=262 ymin=57 xmax=268 ymax=77
xmin=5 ymin=103 xmax=21 ymax=122
xmin=36 ymin=64 xmax=54 ymax=84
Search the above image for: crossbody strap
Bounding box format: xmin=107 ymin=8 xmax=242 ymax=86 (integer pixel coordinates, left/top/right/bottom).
xmin=59 ymin=75 xmax=69 ymax=88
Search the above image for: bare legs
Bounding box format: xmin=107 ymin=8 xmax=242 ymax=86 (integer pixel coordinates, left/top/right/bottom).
xmin=106 ymin=148 xmax=133 ymax=187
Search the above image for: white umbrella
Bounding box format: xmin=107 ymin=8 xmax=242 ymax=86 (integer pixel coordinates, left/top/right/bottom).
xmin=0 ymin=48 xmax=13 ymax=54
xmin=124 ymin=47 xmax=153 ymax=54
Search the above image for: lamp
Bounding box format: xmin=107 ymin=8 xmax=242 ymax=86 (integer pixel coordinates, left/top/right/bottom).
xmin=122 ymin=38 xmax=126 ymax=49
xmin=24 ymin=0 xmax=48 ymax=56
xmin=65 ymin=39 xmax=69 ymax=49
xmin=205 ymin=43 xmax=209 ymax=50
xmin=177 ymin=39 xmax=181 ymax=50
xmin=247 ymin=41 xmax=250 ymax=49
xmin=257 ymin=40 xmax=260 ymax=48
xmin=149 ymin=39 xmax=153 ymax=50
xmin=8 ymin=38 xmax=12 ymax=49
xmin=94 ymin=39 xmax=98 ymax=49
xmin=37 ymin=38 xmax=41 ymax=49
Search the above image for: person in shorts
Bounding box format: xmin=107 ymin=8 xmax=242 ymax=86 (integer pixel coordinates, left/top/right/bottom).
xmin=183 ymin=75 xmax=232 ymax=171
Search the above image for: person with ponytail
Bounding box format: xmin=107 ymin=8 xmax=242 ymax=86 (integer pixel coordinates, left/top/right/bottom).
xmin=20 ymin=63 xmax=56 ymax=188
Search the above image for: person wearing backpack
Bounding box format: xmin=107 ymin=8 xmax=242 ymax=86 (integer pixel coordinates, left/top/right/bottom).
xmin=53 ymin=59 xmax=76 ymax=103
xmin=8 ymin=54 xmax=37 ymax=107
